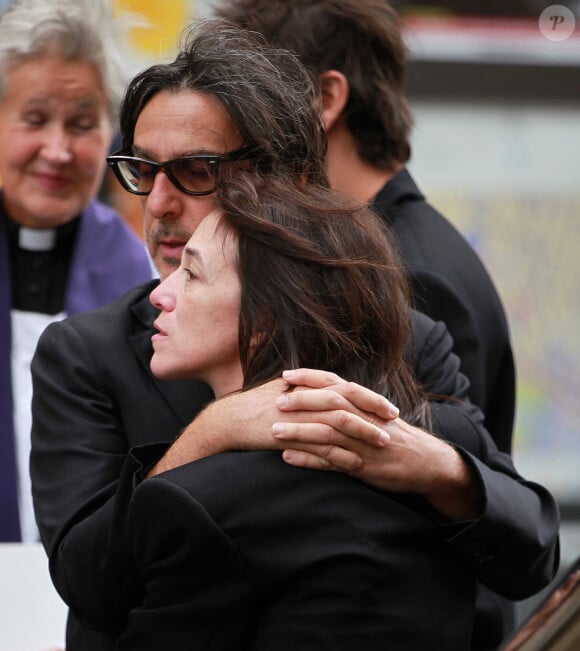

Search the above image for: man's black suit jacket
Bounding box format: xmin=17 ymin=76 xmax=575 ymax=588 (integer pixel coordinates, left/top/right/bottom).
xmin=30 ymin=282 xmax=558 ymax=650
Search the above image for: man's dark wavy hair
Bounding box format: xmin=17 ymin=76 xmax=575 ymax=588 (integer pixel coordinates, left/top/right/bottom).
xmin=119 ymin=18 xmax=328 ymax=185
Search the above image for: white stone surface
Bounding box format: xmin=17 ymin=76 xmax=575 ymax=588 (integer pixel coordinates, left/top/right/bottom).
xmin=0 ymin=544 xmax=67 ymax=651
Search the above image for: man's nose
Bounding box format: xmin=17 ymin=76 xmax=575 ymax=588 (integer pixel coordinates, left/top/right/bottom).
xmin=145 ymin=170 xmax=182 ymax=221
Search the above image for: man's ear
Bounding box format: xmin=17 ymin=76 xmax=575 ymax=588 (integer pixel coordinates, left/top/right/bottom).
xmin=319 ymin=70 xmax=349 ymax=131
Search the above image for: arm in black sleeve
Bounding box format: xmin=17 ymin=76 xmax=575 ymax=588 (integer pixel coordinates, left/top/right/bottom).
xmin=410 ymin=311 xmax=559 ymax=599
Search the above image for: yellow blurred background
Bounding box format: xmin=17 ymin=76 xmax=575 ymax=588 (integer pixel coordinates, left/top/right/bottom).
xmin=113 ymin=0 xmax=194 ymax=63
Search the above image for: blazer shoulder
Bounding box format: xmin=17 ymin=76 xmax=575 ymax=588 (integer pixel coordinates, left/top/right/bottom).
xmin=47 ymin=280 xmax=159 ymax=339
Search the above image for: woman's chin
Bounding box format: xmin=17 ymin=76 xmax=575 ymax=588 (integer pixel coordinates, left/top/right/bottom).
xmin=149 ymin=359 xmax=183 ymax=380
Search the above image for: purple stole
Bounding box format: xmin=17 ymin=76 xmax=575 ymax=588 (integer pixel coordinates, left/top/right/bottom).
xmin=0 ymin=199 xmax=152 ymax=541
xmin=0 ymin=222 xmax=19 ymax=540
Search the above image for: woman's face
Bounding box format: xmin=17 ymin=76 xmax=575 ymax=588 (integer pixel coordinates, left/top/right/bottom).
xmin=150 ymin=210 xmax=243 ymax=397
xmin=0 ymin=55 xmax=112 ymax=228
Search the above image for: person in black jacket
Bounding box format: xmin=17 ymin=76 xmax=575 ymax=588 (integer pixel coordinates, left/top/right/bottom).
xmin=30 ymin=19 xmax=557 ymax=651
xmin=119 ymin=173 xmax=548 ymax=649
xmin=115 ymin=175 xmax=485 ymax=650
xmin=214 ymin=2 xmax=518 ymax=647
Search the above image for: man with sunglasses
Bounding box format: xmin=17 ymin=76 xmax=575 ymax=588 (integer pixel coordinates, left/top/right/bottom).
xmin=30 ymin=19 xmax=558 ymax=650
xmin=106 ymin=147 xmax=254 ymax=197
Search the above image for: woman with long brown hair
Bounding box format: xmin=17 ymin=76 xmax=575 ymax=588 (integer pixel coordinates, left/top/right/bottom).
xmin=117 ymin=174 xmax=477 ymax=650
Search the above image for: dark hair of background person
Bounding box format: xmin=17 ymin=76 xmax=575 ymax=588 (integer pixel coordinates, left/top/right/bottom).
xmin=217 ymin=173 xmax=430 ymax=429
xmin=214 ymin=0 xmax=413 ymax=170
xmin=119 ymin=18 xmax=328 ymax=186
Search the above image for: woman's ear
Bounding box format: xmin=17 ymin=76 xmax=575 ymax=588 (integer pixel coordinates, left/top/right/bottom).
xmin=319 ymin=70 xmax=349 ymax=132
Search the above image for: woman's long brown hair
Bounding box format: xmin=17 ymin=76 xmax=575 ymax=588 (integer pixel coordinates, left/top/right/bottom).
xmin=218 ymin=173 xmax=430 ymax=429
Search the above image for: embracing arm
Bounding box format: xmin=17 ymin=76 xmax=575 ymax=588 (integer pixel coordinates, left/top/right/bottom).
xmin=30 ymin=320 xmax=146 ymax=632
xmin=435 ymin=403 xmax=560 ymax=599
xmin=30 ymin=314 xmax=395 ymax=630
xmin=146 ymin=377 xmax=399 ymax=478
xmin=266 ymin=320 xmax=560 ymax=599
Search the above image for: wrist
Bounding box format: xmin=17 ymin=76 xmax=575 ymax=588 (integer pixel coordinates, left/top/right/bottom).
xmin=147 ymin=401 xmax=229 ymax=477
xmin=424 ymin=446 xmax=484 ymax=522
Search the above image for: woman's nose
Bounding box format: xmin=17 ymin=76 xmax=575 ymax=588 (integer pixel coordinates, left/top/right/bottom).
xmin=150 ymin=270 xmax=178 ymax=311
xmin=40 ymin=126 xmax=73 ymax=164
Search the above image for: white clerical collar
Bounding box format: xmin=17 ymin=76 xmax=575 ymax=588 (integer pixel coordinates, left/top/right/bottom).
xmin=18 ymin=227 xmax=57 ymax=251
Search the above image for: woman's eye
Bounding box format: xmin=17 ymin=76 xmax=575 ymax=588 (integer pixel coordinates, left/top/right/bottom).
xmin=22 ymin=112 xmax=46 ymax=127
xmin=183 ymin=268 xmax=197 ymax=281
xmin=71 ymin=116 xmax=98 ymax=132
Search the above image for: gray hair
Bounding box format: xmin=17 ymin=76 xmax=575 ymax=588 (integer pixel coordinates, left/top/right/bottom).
xmin=0 ymin=0 xmax=138 ymax=124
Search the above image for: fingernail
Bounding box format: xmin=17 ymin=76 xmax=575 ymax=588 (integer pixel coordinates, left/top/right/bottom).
xmin=282 ymin=370 xmax=296 ymax=380
xmin=276 ymin=395 xmax=289 ymax=408
xmin=378 ymin=429 xmax=391 ymax=445
xmin=272 ymin=423 xmax=285 ymax=436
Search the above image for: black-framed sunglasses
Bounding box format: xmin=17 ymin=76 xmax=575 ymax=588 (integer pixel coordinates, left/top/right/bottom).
xmin=106 ymin=146 xmax=253 ymax=196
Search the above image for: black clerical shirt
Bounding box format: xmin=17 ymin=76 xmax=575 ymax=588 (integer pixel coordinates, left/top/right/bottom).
xmin=3 ymin=214 xmax=79 ymax=315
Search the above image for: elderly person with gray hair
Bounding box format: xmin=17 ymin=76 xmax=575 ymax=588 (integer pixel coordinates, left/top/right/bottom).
xmin=0 ymin=0 xmax=152 ymax=544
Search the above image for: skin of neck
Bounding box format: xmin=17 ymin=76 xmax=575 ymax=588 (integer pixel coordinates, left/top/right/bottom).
xmin=325 ymin=115 xmax=402 ymax=204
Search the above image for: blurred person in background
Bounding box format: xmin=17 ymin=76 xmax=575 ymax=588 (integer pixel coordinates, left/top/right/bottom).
xmin=0 ymin=0 xmax=152 ymax=544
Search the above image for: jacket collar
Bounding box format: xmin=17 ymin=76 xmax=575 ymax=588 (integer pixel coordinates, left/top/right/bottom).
xmin=371 ymin=168 xmax=424 ymax=224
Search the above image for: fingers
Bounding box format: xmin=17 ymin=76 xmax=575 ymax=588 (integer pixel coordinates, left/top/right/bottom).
xmin=277 ymin=387 xmax=350 ymax=412
xmin=282 ymin=368 xmax=399 ymax=420
xmin=337 ymin=381 xmax=399 ymax=420
xmin=273 ymin=414 xmax=390 ymax=448
xmin=281 ymin=447 xmax=363 ymax=473
xmin=282 ymin=368 xmax=344 ymax=388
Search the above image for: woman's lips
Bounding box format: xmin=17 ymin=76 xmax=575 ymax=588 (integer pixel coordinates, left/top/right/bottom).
xmin=151 ymin=321 xmax=168 ymax=345
xmin=33 ymin=171 xmax=73 ymax=191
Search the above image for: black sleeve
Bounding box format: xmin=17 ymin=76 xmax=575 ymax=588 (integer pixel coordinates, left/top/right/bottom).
xmin=30 ymin=320 xmax=151 ymax=631
xmin=409 ymin=312 xmax=560 ymax=599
